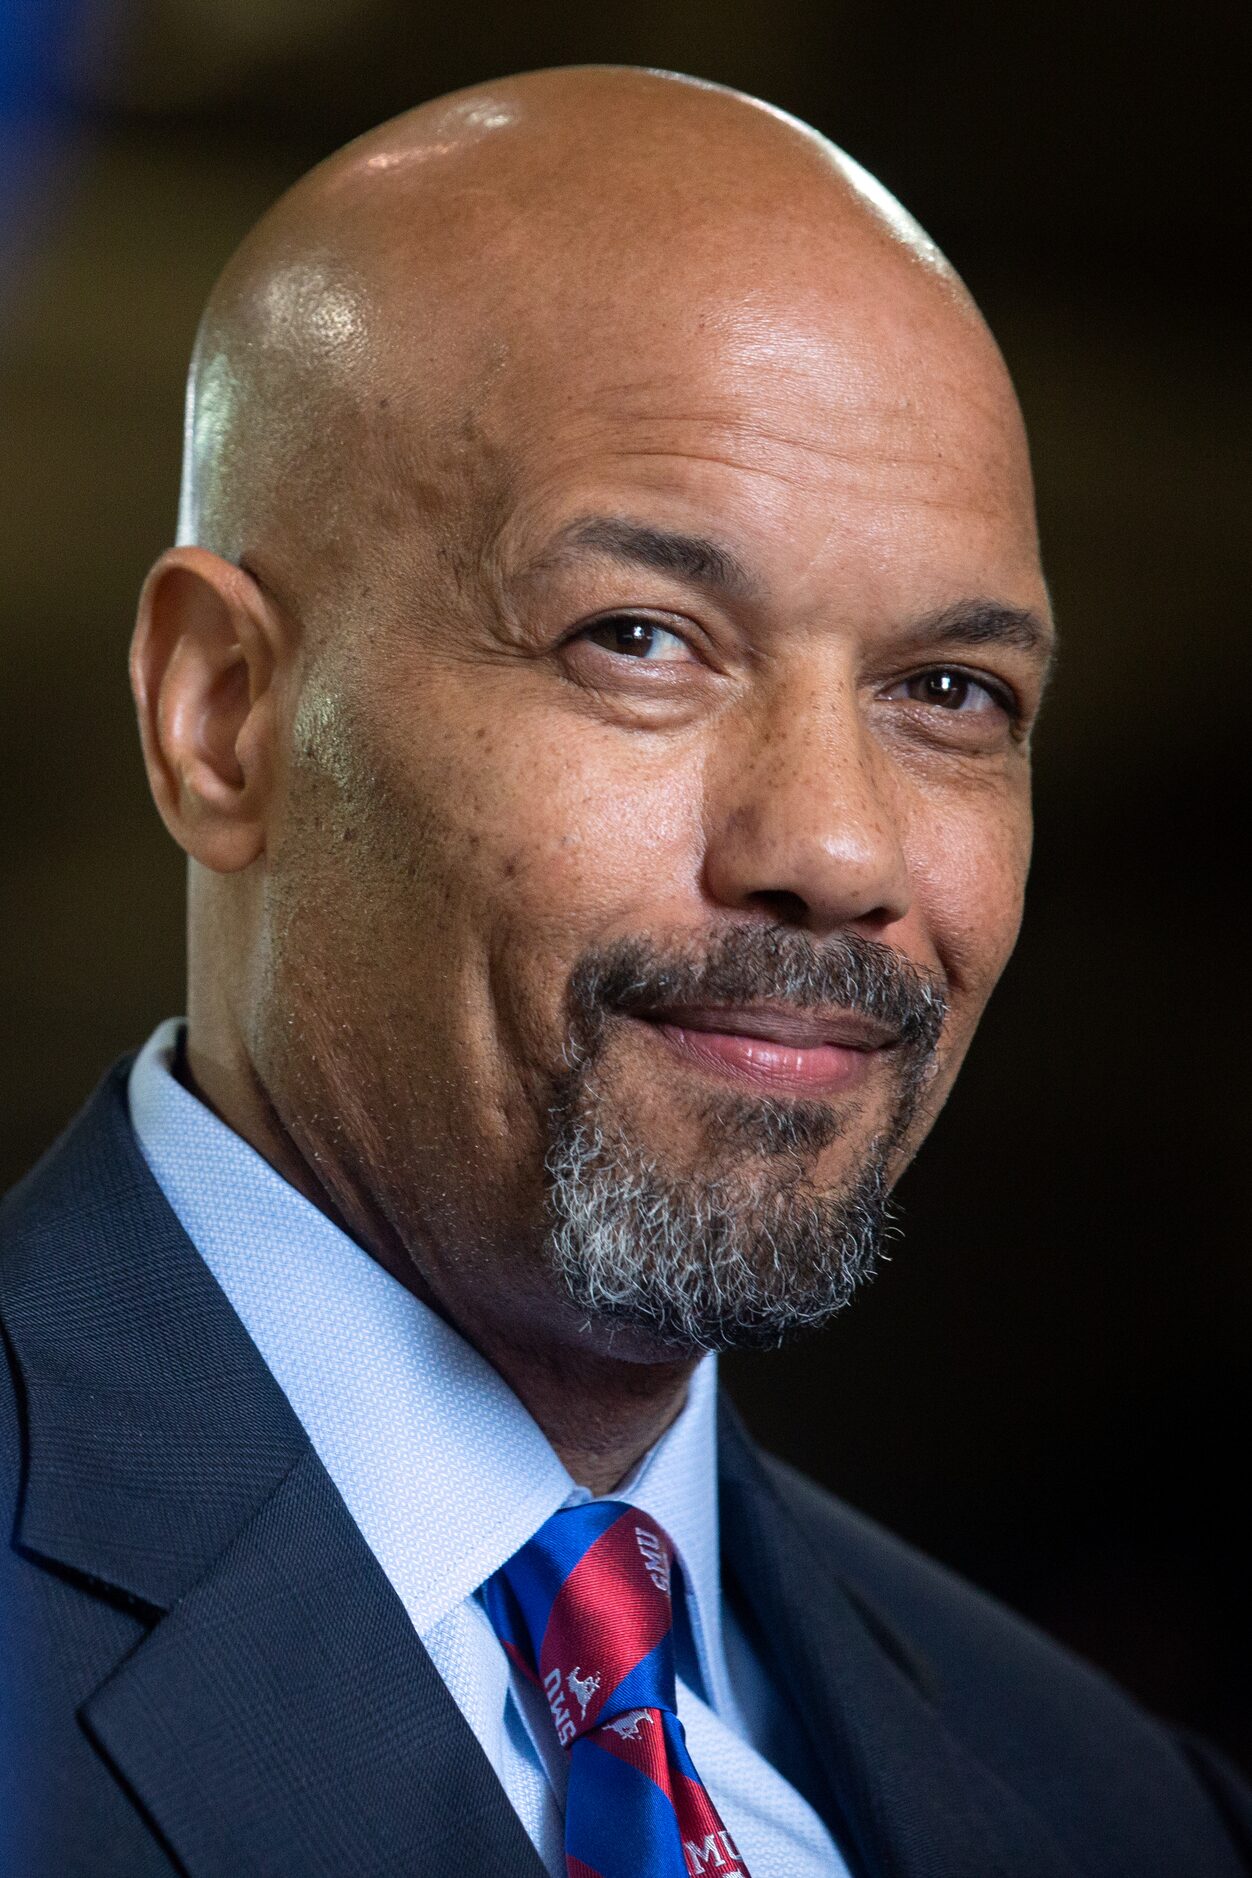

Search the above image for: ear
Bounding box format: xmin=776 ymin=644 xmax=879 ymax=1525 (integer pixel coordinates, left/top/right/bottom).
xmin=130 ymin=547 xmax=286 ymax=872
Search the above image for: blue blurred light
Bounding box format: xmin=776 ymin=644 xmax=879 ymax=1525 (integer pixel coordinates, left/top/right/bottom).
xmin=1 ymin=0 xmax=80 ymax=271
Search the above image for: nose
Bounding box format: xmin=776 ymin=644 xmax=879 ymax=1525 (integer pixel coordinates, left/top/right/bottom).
xmin=701 ymin=672 xmax=912 ymax=935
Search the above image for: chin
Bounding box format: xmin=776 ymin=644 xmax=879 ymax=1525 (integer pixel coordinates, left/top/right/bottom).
xmin=542 ymin=1099 xmax=897 ymax=1359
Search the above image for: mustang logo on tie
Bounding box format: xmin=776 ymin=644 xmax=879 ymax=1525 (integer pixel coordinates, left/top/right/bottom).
xmin=605 ymin=1709 xmax=654 ymax=1741
xmin=567 ymin=1666 xmax=601 ymax=1716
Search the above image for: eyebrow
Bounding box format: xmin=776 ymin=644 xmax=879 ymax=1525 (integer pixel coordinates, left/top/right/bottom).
xmin=909 ymin=599 xmax=1057 ymax=675
xmin=535 ymin=515 xmax=759 ymax=601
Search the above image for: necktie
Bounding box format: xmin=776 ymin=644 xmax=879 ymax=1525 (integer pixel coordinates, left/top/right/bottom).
xmin=484 ymin=1501 xmax=751 ymax=1878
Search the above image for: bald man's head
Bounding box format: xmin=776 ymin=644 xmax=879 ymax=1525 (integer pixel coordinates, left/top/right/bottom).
xmin=177 ymin=67 xmax=1012 ymax=597
xmin=134 ymin=67 xmax=1050 ymax=1367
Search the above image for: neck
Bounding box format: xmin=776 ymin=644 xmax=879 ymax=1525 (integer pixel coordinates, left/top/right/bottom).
xmin=179 ymin=1027 xmax=698 ymax=1496
xmin=474 ymin=1335 xmax=696 ymax=1496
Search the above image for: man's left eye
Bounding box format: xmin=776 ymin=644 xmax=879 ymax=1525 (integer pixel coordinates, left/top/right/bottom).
xmin=889 ymin=668 xmax=1006 ymax=714
xmin=580 ymin=614 xmax=694 ymax=662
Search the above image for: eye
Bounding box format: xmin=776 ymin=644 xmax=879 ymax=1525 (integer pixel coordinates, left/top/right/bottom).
xmin=578 ymin=613 xmax=695 ymax=663
xmin=889 ymin=667 xmax=1009 ymax=715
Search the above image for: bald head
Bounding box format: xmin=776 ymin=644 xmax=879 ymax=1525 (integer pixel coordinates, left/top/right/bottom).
xmin=178 ymin=66 xmax=1015 ymax=595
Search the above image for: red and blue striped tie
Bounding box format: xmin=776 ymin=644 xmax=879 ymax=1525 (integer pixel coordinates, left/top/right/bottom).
xmin=484 ymin=1501 xmax=751 ymax=1878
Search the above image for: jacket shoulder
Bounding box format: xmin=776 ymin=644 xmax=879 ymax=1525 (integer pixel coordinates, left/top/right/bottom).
xmin=0 ymin=1060 xmax=256 ymax=1875
xmin=1 ymin=1058 xmax=141 ymax=1245
xmin=762 ymin=1449 xmax=1101 ymax=1681
xmin=0 ymin=1067 xmax=127 ymax=1530
xmin=759 ymin=1448 xmax=1252 ymax=1867
xmin=763 ymin=1447 xmax=1153 ymax=1722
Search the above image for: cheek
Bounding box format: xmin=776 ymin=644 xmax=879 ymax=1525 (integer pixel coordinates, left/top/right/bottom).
xmin=487 ymin=735 xmax=716 ymax=1126
xmin=907 ymin=779 xmax=1033 ymax=1015
xmin=491 ymin=738 xmax=703 ymax=925
xmin=479 ymin=737 xmax=707 ymax=1082
xmin=380 ymin=691 xmax=709 ymax=1054
xmin=374 ymin=648 xmax=703 ymax=910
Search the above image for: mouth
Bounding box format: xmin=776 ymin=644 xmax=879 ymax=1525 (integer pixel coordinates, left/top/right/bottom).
xmin=628 ymin=1002 xmax=897 ymax=1097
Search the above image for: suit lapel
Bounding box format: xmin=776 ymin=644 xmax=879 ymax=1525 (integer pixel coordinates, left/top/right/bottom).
xmin=718 ymin=1403 xmax=1083 ymax=1878
xmin=83 ymin=1446 xmax=544 ymax=1876
xmin=2 ymin=1067 xmax=545 ymax=1877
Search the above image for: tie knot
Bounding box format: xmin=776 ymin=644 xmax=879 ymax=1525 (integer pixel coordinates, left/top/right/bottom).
xmin=484 ymin=1501 xmax=678 ymax=1744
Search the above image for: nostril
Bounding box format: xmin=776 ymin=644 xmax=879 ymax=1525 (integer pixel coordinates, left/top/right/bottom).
xmin=746 ymin=889 xmax=809 ymax=925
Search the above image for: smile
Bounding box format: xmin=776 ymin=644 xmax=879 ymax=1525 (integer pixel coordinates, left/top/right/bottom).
xmin=629 ymin=1004 xmax=893 ymax=1097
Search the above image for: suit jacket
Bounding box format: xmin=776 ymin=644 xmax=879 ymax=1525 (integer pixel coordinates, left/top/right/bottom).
xmin=2 ymin=1063 xmax=1249 ymax=1878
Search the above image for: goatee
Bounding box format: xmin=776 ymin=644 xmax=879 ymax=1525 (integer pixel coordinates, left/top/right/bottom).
xmin=543 ymin=927 xmax=946 ymax=1353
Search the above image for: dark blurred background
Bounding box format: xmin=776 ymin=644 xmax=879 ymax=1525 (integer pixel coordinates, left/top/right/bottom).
xmin=3 ymin=0 xmax=1248 ymax=1771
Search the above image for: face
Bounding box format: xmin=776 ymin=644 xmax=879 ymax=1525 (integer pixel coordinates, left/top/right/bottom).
xmin=251 ymin=258 xmax=1052 ymax=1361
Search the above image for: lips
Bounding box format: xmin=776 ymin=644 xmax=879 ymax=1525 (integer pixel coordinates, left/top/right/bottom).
xmin=631 ymin=1003 xmax=895 ymax=1095
xmin=641 ymin=1004 xmax=898 ymax=1051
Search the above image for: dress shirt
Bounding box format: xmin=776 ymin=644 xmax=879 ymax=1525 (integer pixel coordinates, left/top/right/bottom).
xmin=129 ymin=1020 xmax=847 ymax=1875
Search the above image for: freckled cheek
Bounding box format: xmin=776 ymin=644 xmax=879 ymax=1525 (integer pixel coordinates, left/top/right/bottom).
xmin=501 ymin=763 xmax=704 ymax=952
xmin=463 ymin=739 xmax=706 ymax=1083
xmin=422 ymin=723 xmax=706 ymax=1013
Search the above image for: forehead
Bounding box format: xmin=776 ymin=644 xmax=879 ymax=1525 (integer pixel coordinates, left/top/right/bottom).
xmin=447 ymin=278 xmax=1043 ymax=614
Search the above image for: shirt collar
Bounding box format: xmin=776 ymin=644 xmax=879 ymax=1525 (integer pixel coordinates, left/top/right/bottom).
xmin=128 ymin=1020 xmax=733 ymax=1709
xmin=614 ymin=1355 xmax=735 ymax=1713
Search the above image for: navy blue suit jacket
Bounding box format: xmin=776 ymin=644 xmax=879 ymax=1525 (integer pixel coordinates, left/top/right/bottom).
xmin=2 ymin=1064 xmax=1249 ymax=1876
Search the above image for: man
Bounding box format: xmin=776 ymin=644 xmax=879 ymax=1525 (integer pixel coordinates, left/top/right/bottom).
xmin=1 ymin=64 xmax=1247 ymax=1878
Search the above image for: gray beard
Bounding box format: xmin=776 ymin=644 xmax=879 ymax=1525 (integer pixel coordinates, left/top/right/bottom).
xmin=543 ymin=1101 xmax=896 ymax=1354
xmin=539 ymin=926 xmax=944 ymax=1354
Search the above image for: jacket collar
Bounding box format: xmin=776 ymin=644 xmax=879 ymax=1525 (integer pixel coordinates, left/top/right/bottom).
xmin=1 ymin=1064 xmax=546 ymax=1876
xmin=4 ymin=1062 xmax=306 ymax=1607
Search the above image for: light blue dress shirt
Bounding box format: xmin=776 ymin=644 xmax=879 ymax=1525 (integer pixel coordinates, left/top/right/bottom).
xmin=129 ymin=1020 xmax=847 ymax=1876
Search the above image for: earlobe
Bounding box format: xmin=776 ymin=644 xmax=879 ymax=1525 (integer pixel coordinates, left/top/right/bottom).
xmin=130 ymin=547 xmax=280 ymax=873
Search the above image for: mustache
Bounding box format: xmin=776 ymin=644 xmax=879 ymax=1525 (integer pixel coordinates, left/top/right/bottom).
xmin=566 ymin=925 xmax=948 ymax=1059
